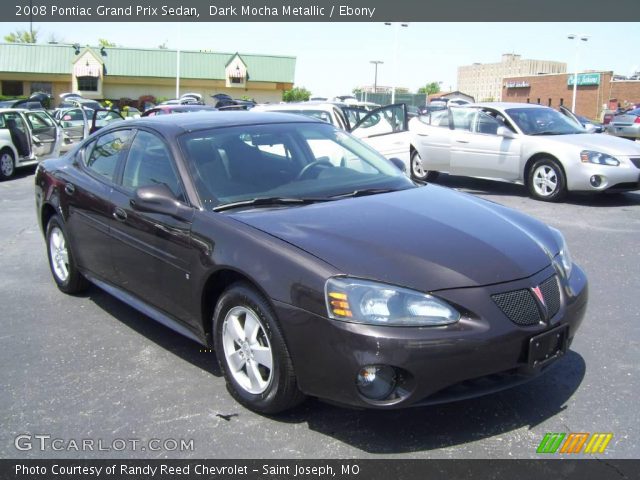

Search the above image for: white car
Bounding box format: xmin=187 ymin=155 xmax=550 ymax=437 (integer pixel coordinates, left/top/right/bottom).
xmin=409 ymin=102 xmax=640 ymax=201
xmin=253 ymin=102 xmax=412 ymax=172
xmin=53 ymin=107 xmax=124 ymax=153
xmin=0 ymin=108 xmax=62 ymax=180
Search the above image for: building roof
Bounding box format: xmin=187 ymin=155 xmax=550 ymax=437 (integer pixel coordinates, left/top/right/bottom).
xmin=0 ymin=43 xmax=296 ymax=83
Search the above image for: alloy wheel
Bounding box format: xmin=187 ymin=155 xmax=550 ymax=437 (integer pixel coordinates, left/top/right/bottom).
xmin=49 ymin=226 xmax=70 ymax=282
xmin=222 ymin=306 xmax=273 ymax=395
xmin=532 ymin=165 xmax=558 ymax=197
xmin=1 ymin=153 xmax=14 ymax=178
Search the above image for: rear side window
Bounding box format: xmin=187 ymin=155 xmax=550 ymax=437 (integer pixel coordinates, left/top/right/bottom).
xmin=122 ymin=130 xmax=185 ymax=202
xmin=83 ymin=130 xmax=133 ymax=181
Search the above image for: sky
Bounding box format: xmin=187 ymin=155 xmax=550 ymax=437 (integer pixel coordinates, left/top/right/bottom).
xmin=1 ymin=22 xmax=638 ymax=97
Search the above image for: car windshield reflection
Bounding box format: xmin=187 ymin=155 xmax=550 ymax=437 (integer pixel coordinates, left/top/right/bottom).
xmin=506 ymin=108 xmax=586 ymax=136
xmin=180 ymin=122 xmax=414 ymax=209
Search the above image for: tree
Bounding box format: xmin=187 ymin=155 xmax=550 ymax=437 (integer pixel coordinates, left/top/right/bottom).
xmin=283 ymin=86 xmax=311 ymax=102
xmin=4 ymin=29 xmax=39 ymax=43
xmin=98 ymin=39 xmax=116 ymax=47
xmin=417 ymin=82 xmax=442 ymax=95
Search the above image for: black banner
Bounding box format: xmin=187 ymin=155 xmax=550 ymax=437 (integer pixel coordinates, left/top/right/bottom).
xmin=2 ymin=0 xmax=640 ymax=22
xmin=1 ymin=459 xmax=638 ymax=480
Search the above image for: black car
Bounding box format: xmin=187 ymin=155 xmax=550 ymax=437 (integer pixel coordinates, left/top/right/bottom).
xmin=35 ymin=112 xmax=588 ymax=413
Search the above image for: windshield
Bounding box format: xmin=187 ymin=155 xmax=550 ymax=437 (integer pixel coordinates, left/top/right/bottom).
xmin=506 ymin=107 xmax=586 ymax=135
xmin=180 ymin=122 xmax=414 ymax=208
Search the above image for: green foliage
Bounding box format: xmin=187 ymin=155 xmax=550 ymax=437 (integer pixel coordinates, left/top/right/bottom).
xmin=283 ymin=86 xmax=311 ymax=102
xmin=4 ymin=29 xmax=38 ymax=43
xmin=98 ymin=39 xmax=116 ymax=47
xmin=417 ymin=82 xmax=442 ymax=95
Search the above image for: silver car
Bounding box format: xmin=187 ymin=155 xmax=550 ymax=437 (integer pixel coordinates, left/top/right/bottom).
xmin=606 ymin=107 xmax=640 ymax=140
xmin=410 ymin=103 xmax=640 ymax=201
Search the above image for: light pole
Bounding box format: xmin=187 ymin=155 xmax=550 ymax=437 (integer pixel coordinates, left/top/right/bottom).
xmin=370 ymin=60 xmax=383 ymax=95
xmin=384 ymin=22 xmax=408 ymax=104
xmin=568 ymin=33 xmax=589 ymax=113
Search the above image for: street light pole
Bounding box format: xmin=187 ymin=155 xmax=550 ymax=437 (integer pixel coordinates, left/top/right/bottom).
xmin=568 ymin=33 xmax=589 ymax=113
xmin=385 ymin=22 xmax=408 ymax=104
xmin=370 ymin=60 xmax=383 ymax=95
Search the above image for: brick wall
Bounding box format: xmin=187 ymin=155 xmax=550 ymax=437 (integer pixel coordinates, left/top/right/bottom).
xmin=502 ymin=72 xmax=640 ymax=120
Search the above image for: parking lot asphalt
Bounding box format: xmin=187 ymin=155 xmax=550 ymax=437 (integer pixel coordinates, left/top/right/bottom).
xmin=1 ymin=168 xmax=638 ymax=459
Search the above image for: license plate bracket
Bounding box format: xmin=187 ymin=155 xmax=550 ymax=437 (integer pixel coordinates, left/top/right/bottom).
xmin=528 ymin=325 xmax=569 ymax=369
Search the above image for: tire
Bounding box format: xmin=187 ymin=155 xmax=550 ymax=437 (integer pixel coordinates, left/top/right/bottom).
xmin=410 ymin=149 xmax=439 ymax=182
xmin=213 ymin=283 xmax=305 ymax=414
xmin=527 ymin=158 xmax=567 ymax=202
xmin=0 ymin=149 xmax=15 ymax=180
xmin=46 ymin=215 xmax=89 ymax=294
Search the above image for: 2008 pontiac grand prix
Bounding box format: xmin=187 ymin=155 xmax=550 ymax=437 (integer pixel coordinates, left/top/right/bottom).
xmin=35 ymin=112 xmax=588 ymax=413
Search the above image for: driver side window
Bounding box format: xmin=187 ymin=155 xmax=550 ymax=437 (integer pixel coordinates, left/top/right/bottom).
xmin=473 ymin=112 xmax=502 ymax=135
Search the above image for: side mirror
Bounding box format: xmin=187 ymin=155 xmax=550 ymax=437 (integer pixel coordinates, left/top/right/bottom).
xmin=131 ymin=184 xmax=193 ymax=221
xmin=497 ymin=126 xmax=517 ymax=139
xmin=583 ymin=123 xmax=597 ymax=133
xmin=389 ymin=157 xmax=406 ymax=172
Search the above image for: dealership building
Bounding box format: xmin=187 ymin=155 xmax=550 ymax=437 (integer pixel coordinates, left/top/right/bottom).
xmin=0 ymin=43 xmax=296 ymax=105
xmin=501 ymin=71 xmax=640 ymax=120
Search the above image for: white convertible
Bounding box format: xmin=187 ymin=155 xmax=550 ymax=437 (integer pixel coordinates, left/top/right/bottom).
xmin=409 ymin=102 xmax=640 ymax=201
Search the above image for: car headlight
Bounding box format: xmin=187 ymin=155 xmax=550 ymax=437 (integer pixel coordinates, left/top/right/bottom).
xmin=549 ymin=227 xmax=573 ymax=278
xmin=580 ymin=150 xmax=619 ymax=166
xmin=325 ymin=277 xmax=460 ymax=326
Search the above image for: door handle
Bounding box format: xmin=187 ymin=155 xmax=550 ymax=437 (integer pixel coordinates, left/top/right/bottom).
xmin=416 ymin=133 xmax=429 ymax=137
xmin=113 ymin=207 xmax=127 ymax=222
xmin=64 ymin=183 xmax=75 ymax=195
xmin=456 ymin=140 xmax=470 ymax=144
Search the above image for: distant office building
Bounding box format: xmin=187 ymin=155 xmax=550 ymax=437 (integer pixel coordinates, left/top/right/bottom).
xmin=458 ymin=54 xmax=566 ymax=102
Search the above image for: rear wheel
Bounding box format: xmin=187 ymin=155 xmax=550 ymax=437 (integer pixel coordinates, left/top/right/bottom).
xmin=213 ymin=283 xmax=305 ymax=414
xmin=46 ymin=215 xmax=89 ymax=294
xmin=0 ymin=149 xmax=15 ymax=180
xmin=527 ymin=158 xmax=567 ymax=202
xmin=410 ymin=150 xmax=439 ymax=182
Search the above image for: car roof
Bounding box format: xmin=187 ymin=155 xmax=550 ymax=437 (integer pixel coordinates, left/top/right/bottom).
xmin=114 ymin=111 xmax=323 ymax=133
xmin=256 ymin=102 xmax=346 ymax=111
xmin=467 ymin=102 xmax=550 ymax=110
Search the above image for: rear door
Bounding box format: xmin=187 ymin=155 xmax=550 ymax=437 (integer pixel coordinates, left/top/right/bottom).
xmin=24 ymin=111 xmax=62 ymax=159
xmin=62 ymin=129 xmax=134 ymax=282
xmin=349 ymin=104 xmax=411 ymax=164
xmin=410 ymin=109 xmax=454 ymax=172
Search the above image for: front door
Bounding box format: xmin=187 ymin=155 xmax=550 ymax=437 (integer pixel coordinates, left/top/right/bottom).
xmin=58 ymin=108 xmax=89 ymax=152
xmin=450 ymin=108 xmax=521 ymax=180
xmin=109 ymin=129 xmax=196 ymax=326
xmin=24 ymin=111 xmax=61 ymax=160
xmin=349 ymin=104 xmax=411 ymax=166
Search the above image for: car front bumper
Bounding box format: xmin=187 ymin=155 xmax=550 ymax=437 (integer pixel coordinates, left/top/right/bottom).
xmin=276 ymin=264 xmax=588 ymax=409
xmin=566 ymin=159 xmax=640 ymax=192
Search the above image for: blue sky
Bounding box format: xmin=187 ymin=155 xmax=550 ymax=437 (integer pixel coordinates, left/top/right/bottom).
xmin=1 ymin=22 xmax=638 ymax=97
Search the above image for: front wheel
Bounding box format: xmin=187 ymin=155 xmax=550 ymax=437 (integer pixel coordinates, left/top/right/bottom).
xmin=46 ymin=215 xmax=89 ymax=293
xmin=527 ymin=158 xmax=567 ymax=202
xmin=410 ymin=150 xmax=439 ymax=182
xmin=0 ymin=149 xmax=15 ymax=180
xmin=213 ymin=283 xmax=305 ymax=414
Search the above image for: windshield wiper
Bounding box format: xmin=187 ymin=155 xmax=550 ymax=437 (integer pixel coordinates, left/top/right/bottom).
xmin=213 ymin=196 xmax=331 ymax=212
xmin=529 ymin=131 xmax=566 ymax=136
xmin=329 ymin=188 xmax=398 ymax=199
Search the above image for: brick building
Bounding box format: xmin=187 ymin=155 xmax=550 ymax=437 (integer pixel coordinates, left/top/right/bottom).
xmin=502 ymin=71 xmax=640 ymax=120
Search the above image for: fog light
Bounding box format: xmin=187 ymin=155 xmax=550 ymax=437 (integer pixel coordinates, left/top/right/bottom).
xmin=590 ymin=175 xmax=602 ymax=187
xmin=356 ymin=365 xmax=397 ymax=400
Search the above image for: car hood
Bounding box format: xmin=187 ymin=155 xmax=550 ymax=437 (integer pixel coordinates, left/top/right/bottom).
xmin=229 ymin=186 xmax=557 ymax=292
xmin=531 ymin=133 xmax=640 ymax=156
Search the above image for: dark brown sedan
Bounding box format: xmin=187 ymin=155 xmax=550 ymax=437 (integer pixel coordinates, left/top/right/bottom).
xmin=35 ymin=112 xmax=588 ymax=413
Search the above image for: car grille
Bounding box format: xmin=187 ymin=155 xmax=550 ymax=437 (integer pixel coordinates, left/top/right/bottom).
xmin=539 ymin=275 xmax=561 ymax=318
xmin=630 ymin=158 xmax=640 ymax=169
xmin=492 ymin=275 xmax=560 ymax=326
